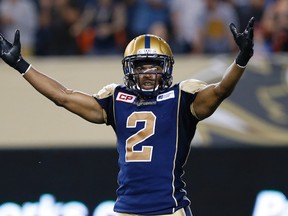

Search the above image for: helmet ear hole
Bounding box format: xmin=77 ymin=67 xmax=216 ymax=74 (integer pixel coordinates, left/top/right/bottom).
xmin=124 ymin=74 xmax=136 ymax=89
xmin=162 ymin=73 xmax=173 ymax=89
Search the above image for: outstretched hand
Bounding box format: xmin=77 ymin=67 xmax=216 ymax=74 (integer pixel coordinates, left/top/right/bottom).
xmin=0 ymin=30 xmax=30 ymax=74
xmin=229 ymin=17 xmax=255 ymax=67
xmin=0 ymin=30 xmax=22 ymax=67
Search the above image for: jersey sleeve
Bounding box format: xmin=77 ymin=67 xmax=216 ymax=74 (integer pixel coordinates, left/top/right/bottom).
xmin=93 ymin=83 xmax=118 ymax=126
xmin=180 ymin=79 xmax=208 ymax=120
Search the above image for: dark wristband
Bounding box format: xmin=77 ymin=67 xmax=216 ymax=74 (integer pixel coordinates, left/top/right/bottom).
xmin=14 ymin=58 xmax=30 ymax=74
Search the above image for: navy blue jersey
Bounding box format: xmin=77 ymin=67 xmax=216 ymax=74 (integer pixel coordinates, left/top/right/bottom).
xmin=94 ymin=79 xmax=207 ymax=215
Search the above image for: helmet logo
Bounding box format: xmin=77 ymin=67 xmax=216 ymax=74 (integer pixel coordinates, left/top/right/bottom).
xmin=137 ymin=48 xmax=157 ymax=55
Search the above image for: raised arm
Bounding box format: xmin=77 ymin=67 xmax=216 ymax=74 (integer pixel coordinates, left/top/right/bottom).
xmin=193 ymin=17 xmax=255 ymax=120
xmin=0 ymin=30 xmax=105 ymax=124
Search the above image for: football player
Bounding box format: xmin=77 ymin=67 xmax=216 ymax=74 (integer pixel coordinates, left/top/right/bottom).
xmin=0 ymin=17 xmax=254 ymax=216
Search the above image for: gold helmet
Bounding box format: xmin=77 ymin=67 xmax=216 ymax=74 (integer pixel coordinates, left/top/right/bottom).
xmin=122 ymin=34 xmax=174 ymax=98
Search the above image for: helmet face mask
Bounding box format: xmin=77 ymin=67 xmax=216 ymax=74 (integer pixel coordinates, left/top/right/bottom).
xmin=122 ymin=34 xmax=174 ymax=99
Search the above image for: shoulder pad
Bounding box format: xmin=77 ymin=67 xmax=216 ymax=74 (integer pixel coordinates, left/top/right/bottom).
xmin=93 ymin=83 xmax=118 ymax=99
xmin=180 ymin=79 xmax=207 ymax=94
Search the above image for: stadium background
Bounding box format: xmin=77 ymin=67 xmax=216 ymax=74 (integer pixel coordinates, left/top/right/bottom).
xmin=0 ymin=54 xmax=287 ymax=215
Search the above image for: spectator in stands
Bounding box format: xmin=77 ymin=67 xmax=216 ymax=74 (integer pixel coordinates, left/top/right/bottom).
xmin=34 ymin=0 xmax=53 ymax=56
xmin=233 ymin=0 xmax=265 ymax=31
xmin=270 ymin=0 xmax=288 ymax=52
xmin=35 ymin=0 xmax=82 ymax=56
xmin=193 ymin=0 xmax=239 ymax=54
xmin=256 ymin=0 xmax=288 ymax=53
xmin=0 ymin=0 xmax=38 ymax=56
xmin=169 ymin=0 xmax=204 ymax=54
xmin=148 ymin=21 xmax=170 ymax=43
xmin=124 ymin=0 xmax=171 ymax=41
xmin=71 ymin=0 xmax=127 ymax=55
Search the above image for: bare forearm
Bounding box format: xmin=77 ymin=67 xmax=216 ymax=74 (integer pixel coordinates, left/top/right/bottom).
xmin=216 ymin=61 xmax=245 ymax=98
xmin=192 ymin=61 xmax=246 ymax=120
xmin=22 ymin=66 xmax=105 ymax=123
xmin=23 ymin=66 xmax=68 ymax=105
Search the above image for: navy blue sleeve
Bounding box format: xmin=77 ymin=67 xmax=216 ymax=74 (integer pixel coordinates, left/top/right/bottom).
xmin=94 ymin=95 xmax=115 ymax=128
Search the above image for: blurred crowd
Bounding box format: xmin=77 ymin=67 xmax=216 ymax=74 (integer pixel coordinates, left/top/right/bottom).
xmin=0 ymin=0 xmax=287 ymax=57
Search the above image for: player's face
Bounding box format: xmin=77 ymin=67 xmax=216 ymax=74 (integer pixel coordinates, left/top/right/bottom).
xmin=133 ymin=64 xmax=163 ymax=91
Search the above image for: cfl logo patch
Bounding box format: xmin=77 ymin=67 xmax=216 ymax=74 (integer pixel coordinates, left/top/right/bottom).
xmin=116 ymin=92 xmax=136 ymax=103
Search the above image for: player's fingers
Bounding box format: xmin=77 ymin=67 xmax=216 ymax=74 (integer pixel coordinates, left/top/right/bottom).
xmin=0 ymin=43 xmax=2 ymax=56
xmin=246 ymin=17 xmax=255 ymax=30
xmin=249 ymin=17 xmax=255 ymax=27
xmin=247 ymin=27 xmax=254 ymax=40
xmin=229 ymin=23 xmax=238 ymax=38
xmin=0 ymin=33 xmax=9 ymax=44
xmin=0 ymin=33 xmax=12 ymax=53
xmin=0 ymin=34 xmax=3 ymax=55
xmin=13 ymin=30 xmax=20 ymax=47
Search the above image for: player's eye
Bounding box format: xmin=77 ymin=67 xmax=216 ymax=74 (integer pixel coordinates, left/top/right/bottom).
xmin=134 ymin=66 xmax=163 ymax=74
xmin=134 ymin=66 xmax=144 ymax=73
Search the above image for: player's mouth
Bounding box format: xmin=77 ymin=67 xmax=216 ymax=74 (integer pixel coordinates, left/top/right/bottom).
xmin=141 ymin=80 xmax=156 ymax=90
